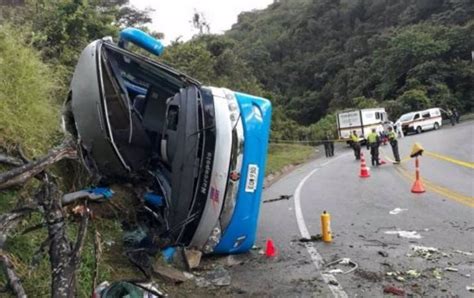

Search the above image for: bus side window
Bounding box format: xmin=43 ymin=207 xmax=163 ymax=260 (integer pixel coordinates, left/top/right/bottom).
xmin=422 ymin=112 xmax=430 ymax=119
xmin=414 ymin=113 xmax=420 ymax=120
xmin=375 ymin=112 xmax=380 ymax=119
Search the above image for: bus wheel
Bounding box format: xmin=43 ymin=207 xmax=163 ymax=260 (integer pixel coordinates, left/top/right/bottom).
xmin=416 ymin=126 xmax=422 ymax=134
xmin=434 ymin=122 xmax=439 ymax=130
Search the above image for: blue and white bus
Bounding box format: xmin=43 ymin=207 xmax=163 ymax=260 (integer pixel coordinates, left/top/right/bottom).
xmin=64 ymin=28 xmax=271 ymax=254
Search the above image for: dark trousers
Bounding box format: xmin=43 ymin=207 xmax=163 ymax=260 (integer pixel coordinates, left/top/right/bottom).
xmin=390 ymin=140 xmax=400 ymax=162
xmin=324 ymin=142 xmax=334 ymax=157
xmin=370 ymin=144 xmax=380 ymax=166
xmin=352 ymin=142 xmax=361 ymax=160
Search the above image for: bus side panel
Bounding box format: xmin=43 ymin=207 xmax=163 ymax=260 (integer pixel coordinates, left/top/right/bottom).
xmin=213 ymin=92 xmax=272 ymax=254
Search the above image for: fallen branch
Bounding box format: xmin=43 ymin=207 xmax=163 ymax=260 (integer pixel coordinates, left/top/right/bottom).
xmin=91 ymin=228 xmax=102 ymax=295
xmin=0 ymin=208 xmax=36 ymax=249
xmin=0 ymin=154 xmax=24 ymax=167
xmin=0 ymin=139 xmax=77 ymax=190
xmin=0 ymin=251 xmax=27 ymax=298
xmin=37 ymin=175 xmax=90 ymax=298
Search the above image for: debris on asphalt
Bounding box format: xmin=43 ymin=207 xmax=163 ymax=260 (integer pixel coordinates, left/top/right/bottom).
xmin=467 ymin=284 xmax=474 ymax=292
xmin=184 ymin=248 xmax=202 ymax=269
xmin=389 ymin=208 xmax=407 ymax=215
xmin=454 ymin=249 xmax=473 ymax=256
xmin=195 ymin=265 xmax=231 ymax=287
xmin=324 ymin=258 xmax=358 ymax=274
xmin=251 ymin=245 xmax=261 ymax=250
xmin=263 ymin=194 xmax=293 ymax=203
xmin=384 ymin=230 xmax=421 ymax=239
xmin=445 ymin=267 xmax=458 ymax=272
xmin=406 ymin=269 xmax=421 ymax=278
xmin=328 ymin=280 xmax=339 ymax=286
xmin=383 ymin=285 xmax=405 ymax=296
xmin=409 ymin=245 xmax=439 ymax=259
xmin=327 ymin=269 xmax=344 ymax=274
xmin=378 ymin=251 xmax=389 ymax=257
xmin=432 ymin=268 xmax=443 ymax=280
xmin=299 ymin=234 xmax=323 ymax=242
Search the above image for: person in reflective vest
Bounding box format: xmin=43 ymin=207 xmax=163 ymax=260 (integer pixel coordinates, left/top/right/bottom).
xmin=366 ymin=128 xmax=381 ymax=166
xmin=388 ymin=126 xmax=401 ymax=164
xmin=350 ymin=130 xmax=360 ymax=160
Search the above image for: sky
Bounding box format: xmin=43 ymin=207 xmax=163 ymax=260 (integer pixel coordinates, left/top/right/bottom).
xmin=129 ymin=0 xmax=274 ymax=44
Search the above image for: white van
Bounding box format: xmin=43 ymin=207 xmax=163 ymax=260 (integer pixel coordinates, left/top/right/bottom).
xmin=396 ymin=108 xmax=442 ymax=135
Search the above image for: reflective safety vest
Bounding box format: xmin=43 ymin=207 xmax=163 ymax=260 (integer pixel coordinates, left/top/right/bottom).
xmin=351 ymin=134 xmax=359 ymax=142
xmin=367 ymin=132 xmax=378 ymax=144
xmin=388 ymin=131 xmax=396 ymax=141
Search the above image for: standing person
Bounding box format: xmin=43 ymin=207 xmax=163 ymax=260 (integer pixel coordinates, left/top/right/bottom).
xmin=350 ymin=130 xmax=360 ymax=160
xmin=366 ymin=128 xmax=381 ymax=166
xmin=327 ymin=131 xmax=335 ymax=157
xmin=387 ymin=126 xmax=400 ymax=164
xmin=323 ymin=131 xmax=331 ymax=158
xmin=447 ymin=109 xmax=456 ymax=126
xmin=453 ymin=108 xmax=460 ymax=123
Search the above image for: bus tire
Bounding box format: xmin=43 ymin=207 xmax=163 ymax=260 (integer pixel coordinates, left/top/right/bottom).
xmin=434 ymin=122 xmax=439 ymax=130
xmin=416 ymin=126 xmax=422 ymax=134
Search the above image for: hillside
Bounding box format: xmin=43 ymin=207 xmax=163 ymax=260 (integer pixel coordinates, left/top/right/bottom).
xmin=225 ymin=0 xmax=473 ymax=125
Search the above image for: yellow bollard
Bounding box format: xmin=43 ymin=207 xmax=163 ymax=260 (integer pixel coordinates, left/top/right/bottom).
xmin=321 ymin=211 xmax=332 ymax=243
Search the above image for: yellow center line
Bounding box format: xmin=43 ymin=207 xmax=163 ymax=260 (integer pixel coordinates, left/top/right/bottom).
xmin=425 ymin=151 xmax=474 ymax=169
xmin=393 ymin=163 xmax=474 ymax=208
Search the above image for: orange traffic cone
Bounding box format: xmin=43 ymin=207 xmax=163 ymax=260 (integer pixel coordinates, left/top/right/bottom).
xmin=265 ymin=238 xmax=277 ymax=257
xmin=411 ymin=157 xmax=425 ymax=193
xmin=359 ymin=153 xmax=370 ymax=178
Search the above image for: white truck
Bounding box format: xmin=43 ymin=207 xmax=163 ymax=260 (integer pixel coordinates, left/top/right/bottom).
xmin=336 ymin=108 xmax=389 ymax=142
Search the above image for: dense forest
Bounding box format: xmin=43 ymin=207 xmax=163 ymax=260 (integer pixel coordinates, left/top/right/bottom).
xmin=1 ymin=0 xmax=473 ymax=151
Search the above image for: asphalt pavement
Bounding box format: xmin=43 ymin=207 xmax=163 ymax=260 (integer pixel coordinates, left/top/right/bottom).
xmin=221 ymin=120 xmax=473 ymax=297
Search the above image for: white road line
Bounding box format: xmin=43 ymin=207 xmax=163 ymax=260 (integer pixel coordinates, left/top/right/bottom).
xmin=294 ymin=154 xmax=349 ymax=298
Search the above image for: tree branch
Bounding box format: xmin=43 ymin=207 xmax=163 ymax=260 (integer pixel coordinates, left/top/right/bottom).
xmin=0 ymin=139 xmax=77 ymax=190
xmin=0 ymin=154 xmax=24 ymax=167
xmin=0 ymin=251 xmax=27 ymax=298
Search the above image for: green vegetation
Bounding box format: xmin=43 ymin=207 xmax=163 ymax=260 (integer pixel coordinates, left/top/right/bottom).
xmin=225 ymin=0 xmax=473 ymax=136
xmin=266 ymin=143 xmax=315 ymax=175
xmin=0 ymin=26 xmax=60 ymax=155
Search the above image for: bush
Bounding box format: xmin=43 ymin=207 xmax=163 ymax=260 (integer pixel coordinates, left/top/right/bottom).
xmin=0 ymin=25 xmax=61 ymax=156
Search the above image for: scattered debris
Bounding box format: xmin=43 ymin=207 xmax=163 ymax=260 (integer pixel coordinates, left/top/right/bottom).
xmin=432 ymin=268 xmax=443 ymax=280
xmin=324 ymin=258 xmax=358 ymax=274
xmin=153 ymin=263 xmax=193 ymax=283
xmin=327 ymin=269 xmax=344 ymax=274
xmin=299 ymin=234 xmax=323 ymax=242
xmin=263 ymin=194 xmax=293 ymax=203
xmin=384 ymin=230 xmax=422 ymax=239
xmin=406 ymin=269 xmax=421 ymax=278
xmin=383 ymin=285 xmax=405 ymax=296
xmin=184 ymin=248 xmax=202 ymax=269
xmin=389 ymin=208 xmax=407 ymax=215
xmin=95 ymin=281 xmax=166 ymax=297
xmin=378 ymin=251 xmax=388 ymax=257
xmin=409 ymin=245 xmax=439 ymax=259
xmin=445 ymin=267 xmax=458 ymax=272
xmin=195 ymin=265 xmax=231 ymax=287
xmin=162 ymin=247 xmax=176 ymax=263
xmin=454 ymin=249 xmax=473 ymax=256
xmin=328 ymin=280 xmax=339 ymax=286
xmin=467 ymin=284 xmax=474 ymax=292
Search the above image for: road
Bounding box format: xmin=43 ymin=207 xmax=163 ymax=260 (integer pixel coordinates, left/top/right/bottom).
xmin=216 ymin=120 xmax=473 ymax=297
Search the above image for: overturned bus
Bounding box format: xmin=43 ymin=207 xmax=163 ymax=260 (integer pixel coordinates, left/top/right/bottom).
xmin=63 ymin=28 xmax=272 ymax=254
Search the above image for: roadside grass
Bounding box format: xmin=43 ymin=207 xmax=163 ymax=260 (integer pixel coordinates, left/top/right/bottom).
xmin=266 ymin=143 xmax=315 ymax=175
xmin=0 ymin=25 xmax=61 ymax=156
